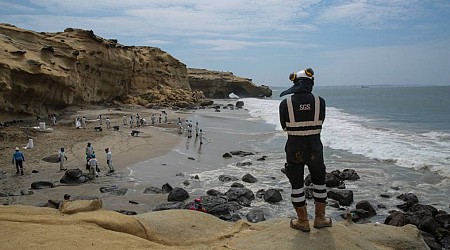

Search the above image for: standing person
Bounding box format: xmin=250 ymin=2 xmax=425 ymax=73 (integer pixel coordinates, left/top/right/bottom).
xmin=105 ymin=148 xmax=114 ymax=173
xmin=199 ymin=129 xmax=204 ymax=145
xmin=136 ymin=113 xmax=140 ymax=127
xmin=85 ymin=142 xmax=94 ymax=169
xmin=158 ymin=114 xmax=162 ymax=123
xmin=51 ymin=114 xmax=56 ymax=126
xmin=58 ymin=147 xmax=68 ymax=171
xmin=75 ymin=117 xmax=81 ymax=129
xmin=187 ymin=123 xmax=192 ymax=138
xmin=278 ymin=68 xmax=331 ymax=232
xmin=98 ymin=115 xmax=102 ymax=125
xmin=106 ymin=117 xmax=111 ymax=129
xmin=123 ymin=115 xmax=127 ymax=125
xmin=195 ymin=122 xmax=199 ymax=137
xmin=81 ymin=116 xmax=87 ymax=129
xmin=12 ymin=147 xmax=25 ymax=175
xmin=163 ymin=111 xmax=167 ymax=124
xmin=88 ymin=153 xmax=98 ymax=178
xmin=129 ymin=115 xmax=134 ymax=128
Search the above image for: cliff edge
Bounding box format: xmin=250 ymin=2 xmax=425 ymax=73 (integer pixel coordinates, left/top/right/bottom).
xmin=188 ymin=68 xmax=272 ymax=99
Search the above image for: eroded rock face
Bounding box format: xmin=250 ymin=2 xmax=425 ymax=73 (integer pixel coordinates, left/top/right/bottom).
xmin=188 ymin=68 xmax=272 ymax=98
xmin=0 ymin=24 xmax=190 ymax=116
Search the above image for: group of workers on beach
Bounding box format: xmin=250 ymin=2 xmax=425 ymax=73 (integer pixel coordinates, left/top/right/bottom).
xmin=177 ymin=118 xmax=206 ymax=144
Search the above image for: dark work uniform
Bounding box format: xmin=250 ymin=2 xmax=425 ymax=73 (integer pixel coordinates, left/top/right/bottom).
xmin=279 ymin=78 xmax=327 ymax=207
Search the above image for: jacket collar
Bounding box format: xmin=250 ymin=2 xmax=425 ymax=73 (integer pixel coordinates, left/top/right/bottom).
xmin=279 ymin=78 xmax=314 ymax=97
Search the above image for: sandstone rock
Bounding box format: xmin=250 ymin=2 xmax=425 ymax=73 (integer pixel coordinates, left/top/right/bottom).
xmin=59 ymin=199 xmax=102 ymax=214
xmin=188 ymin=68 xmax=272 ymax=98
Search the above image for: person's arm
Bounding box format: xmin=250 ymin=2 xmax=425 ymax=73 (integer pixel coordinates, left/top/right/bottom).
xmin=12 ymin=154 xmax=15 ymax=164
xmin=21 ymin=152 xmax=25 ymax=161
xmin=279 ymin=99 xmax=288 ymax=130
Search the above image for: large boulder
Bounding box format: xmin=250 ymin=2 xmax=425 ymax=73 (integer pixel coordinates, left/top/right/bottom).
xmin=263 ymin=189 xmax=282 ymax=203
xmin=327 ymin=190 xmax=354 ymax=206
xmin=168 ymin=187 xmax=189 ymax=202
xmin=242 ymin=173 xmax=258 ymax=183
xmin=60 ymin=169 xmax=89 ymax=184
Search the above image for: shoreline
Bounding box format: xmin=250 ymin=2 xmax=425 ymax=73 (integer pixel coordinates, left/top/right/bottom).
xmin=0 ymin=105 xmax=186 ymax=213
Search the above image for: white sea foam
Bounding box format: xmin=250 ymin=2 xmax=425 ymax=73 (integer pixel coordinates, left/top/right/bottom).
xmin=242 ymin=98 xmax=450 ymax=178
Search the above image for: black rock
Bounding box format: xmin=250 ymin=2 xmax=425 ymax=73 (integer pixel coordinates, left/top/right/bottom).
xmin=246 ymin=209 xmax=265 ymax=223
xmin=111 ymin=188 xmax=128 ymax=196
xmin=236 ymin=161 xmax=252 ymax=167
xmin=129 ymin=200 xmax=139 ymax=204
xmin=219 ymin=175 xmax=238 ymax=182
xmin=231 ymin=182 xmax=245 ymax=188
xmin=143 ymin=186 xmax=162 ymax=194
xmin=153 ymin=202 xmax=185 ymax=211
xmin=327 ymin=189 xmax=354 ymax=206
xmin=256 ymin=156 xmax=267 ymax=161
xmin=162 ymin=183 xmax=173 ymax=193
xmin=380 ymin=193 xmax=391 ymax=198
xmin=242 ymin=173 xmax=258 ymax=183
xmin=206 ymin=189 xmax=224 ymax=196
xmin=222 ymin=152 xmax=233 ymax=158
xmin=355 ymin=200 xmax=377 ymax=218
xmin=182 ymin=180 xmax=190 ymax=186
xmin=31 ymin=170 xmax=39 ymax=173
xmin=263 ymin=189 xmax=282 ymax=203
xmin=225 ymin=187 xmax=255 ymax=201
xmin=229 ymin=150 xmax=254 ymax=157
xmin=31 ymin=181 xmax=54 ymax=190
xmin=168 ymin=187 xmax=189 ymax=202
xmin=116 ymin=210 xmax=137 ymax=215
xmin=235 ymin=101 xmax=244 ymax=108
xmin=100 ymin=185 xmax=118 ymax=193
xmin=384 ymin=211 xmax=408 ymax=226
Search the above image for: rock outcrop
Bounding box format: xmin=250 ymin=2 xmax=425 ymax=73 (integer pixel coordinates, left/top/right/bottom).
xmin=188 ymin=68 xmax=272 ymax=98
xmin=0 ymin=24 xmax=191 ymax=116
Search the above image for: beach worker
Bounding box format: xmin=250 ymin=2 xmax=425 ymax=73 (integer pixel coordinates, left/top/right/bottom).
xmin=75 ymin=117 xmax=80 ymax=129
xmin=105 ymin=148 xmax=114 ymax=173
xmin=12 ymin=147 xmax=25 ymax=175
xmin=85 ymin=142 xmax=94 ymax=169
xmin=178 ymin=122 xmax=183 ymax=134
xmin=58 ymin=147 xmax=68 ymax=171
xmin=123 ymin=115 xmax=127 ymax=125
xmin=195 ymin=122 xmax=199 ymax=137
xmin=136 ymin=113 xmax=140 ymax=127
xmin=98 ymin=115 xmax=102 ymax=125
xmin=279 ymin=68 xmax=331 ymax=232
xmin=51 ymin=114 xmax=56 ymax=126
xmin=159 ymin=114 xmax=162 ymax=123
xmin=164 ymin=112 xmax=167 ymax=124
xmin=88 ymin=153 xmax=98 ymax=178
xmin=106 ymin=117 xmax=111 ymax=129
xmin=199 ymin=129 xmax=204 ymax=145
xmin=130 ymin=115 xmax=134 ymax=128
xmin=178 ymin=117 xmax=182 ymax=124
xmin=81 ymin=116 xmax=87 ymax=129
xmin=187 ymin=123 xmax=193 ymax=138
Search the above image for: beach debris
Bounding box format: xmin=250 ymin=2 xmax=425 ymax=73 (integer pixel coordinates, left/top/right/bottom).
xmin=241 ymin=173 xmax=258 ymax=183
xmin=187 ymin=156 xmax=195 ymax=160
xmin=30 ymin=181 xmax=54 ymax=190
xmin=175 ymin=173 xmax=184 ymax=177
xmin=41 ymin=199 xmax=62 ymax=209
xmin=246 ymin=209 xmax=265 ymax=223
xmin=168 ymin=187 xmax=189 ymax=202
xmin=263 ymin=189 xmax=282 ymax=203
xmin=129 ymin=200 xmax=139 ymax=204
xmin=131 ymin=130 xmax=140 ymax=136
xmin=218 ymin=174 xmax=238 ymax=182
xmin=162 ymin=183 xmax=173 ymax=193
xmin=94 ymin=126 xmax=103 ymax=132
xmin=31 ymin=170 xmax=39 ymax=173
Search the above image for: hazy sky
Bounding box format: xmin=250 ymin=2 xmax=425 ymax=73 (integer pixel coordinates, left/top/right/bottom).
xmin=1 ymin=0 xmax=450 ymax=87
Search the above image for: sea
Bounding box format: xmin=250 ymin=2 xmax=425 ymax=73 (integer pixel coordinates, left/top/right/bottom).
xmin=130 ymin=85 xmax=450 ymax=222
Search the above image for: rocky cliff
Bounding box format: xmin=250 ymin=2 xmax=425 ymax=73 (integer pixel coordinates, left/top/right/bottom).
xmin=188 ymin=68 xmax=272 ymax=99
xmin=0 ymin=24 xmax=196 ymax=117
xmin=0 ymin=24 xmax=272 ymax=119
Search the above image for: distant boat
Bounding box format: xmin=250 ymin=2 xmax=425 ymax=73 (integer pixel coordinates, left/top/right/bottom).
xmin=361 ymin=85 xmax=369 ymax=88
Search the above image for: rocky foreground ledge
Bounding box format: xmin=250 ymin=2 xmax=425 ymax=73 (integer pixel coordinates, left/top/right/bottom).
xmin=0 ymin=201 xmax=428 ymax=250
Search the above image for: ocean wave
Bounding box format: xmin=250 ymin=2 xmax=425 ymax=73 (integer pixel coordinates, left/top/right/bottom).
xmin=241 ymin=98 xmax=450 ymax=178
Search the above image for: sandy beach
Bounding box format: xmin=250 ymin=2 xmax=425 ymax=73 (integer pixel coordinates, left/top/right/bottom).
xmin=0 ymin=105 xmax=186 ymax=213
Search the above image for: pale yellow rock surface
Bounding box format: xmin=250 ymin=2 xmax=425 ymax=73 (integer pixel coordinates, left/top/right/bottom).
xmin=0 ymin=202 xmax=429 ymax=250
